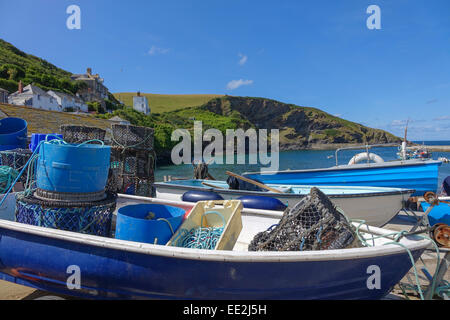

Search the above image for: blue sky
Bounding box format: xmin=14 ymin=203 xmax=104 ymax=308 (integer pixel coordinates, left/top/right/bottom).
xmin=0 ymin=0 xmax=449 ymax=140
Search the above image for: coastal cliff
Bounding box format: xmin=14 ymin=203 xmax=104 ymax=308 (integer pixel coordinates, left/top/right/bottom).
xmin=200 ymin=96 xmax=401 ymax=150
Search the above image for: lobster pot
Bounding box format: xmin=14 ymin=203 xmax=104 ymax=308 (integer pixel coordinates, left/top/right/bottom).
xmin=60 ymin=125 xmax=106 ymax=144
xmin=0 ymin=148 xmax=32 ymax=184
xmin=111 ymin=124 xmax=154 ymax=151
xmin=110 ymin=147 xmax=155 ymax=178
xmin=108 ymin=174 xmax=154 ymax=197
xmin=107 ymin=125 xmax=155 ymax=196
xmin=15 ymin=192 xmax=116 ymax=237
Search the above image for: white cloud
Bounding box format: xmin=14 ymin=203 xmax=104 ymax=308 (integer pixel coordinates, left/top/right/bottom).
xmin=226 ymin=79 xmax=253 ymax=90
xmin=238 ymin=53 xmax=248 ymax=66
xmin=390 ymin=119 xmax=409 ymax=127
xmin=148 ymin=45 xmax=170 ymax=55
xmin=433 ymin=115 xmax=450 ymax=121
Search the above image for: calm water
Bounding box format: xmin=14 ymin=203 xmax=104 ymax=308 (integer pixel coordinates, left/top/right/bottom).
xmin=155 ymin=141 xmax=450 ymax=189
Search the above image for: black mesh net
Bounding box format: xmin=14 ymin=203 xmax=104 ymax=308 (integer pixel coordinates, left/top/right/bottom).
xmin=60 ymin=125 xmax=106 ymax=144
xmin=111 ymin=124 xmax=154 ymax=150
xmin=248 ymin=187 xmax=362 ymax=251
xmin=15 ymin=191 xmax=117 ymax=237
xmin=0 ymin=148 xmax=33 ymax=183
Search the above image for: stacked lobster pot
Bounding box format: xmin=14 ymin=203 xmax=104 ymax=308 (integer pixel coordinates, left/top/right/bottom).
xmin=108 ymin=124 xmax=155 ymax=197
xmin=14 ymin=125 xmax=116 ymax=237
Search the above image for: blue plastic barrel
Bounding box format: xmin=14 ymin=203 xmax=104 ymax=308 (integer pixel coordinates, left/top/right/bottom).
xmin=36 ymin=141 xmax=111 ymax=193
xmin=115 ymin=204 xmax=185 ymax=245
xmin=29 ymin=133 xmax=62 ymax=153
xmin=0 ymin=118 xmax=27 ymax=151
xmin=237 ymin=195 xmax=287 ymax=211
xmin=182 ymin=190 xmax=224 ymax=203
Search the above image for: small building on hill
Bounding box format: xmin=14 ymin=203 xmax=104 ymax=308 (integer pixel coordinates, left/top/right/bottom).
xmin=0 ymin=88 xmax=8 ymax=103
xmin=8 ymin=82 xmax=60 ymax=111
xmin=108 ymin=116 xmax=131 ymax=126
xmin=71 ymin=68 xmax=109 ymax=104
xmin=133 ymin=92 xmax=150 ymax=115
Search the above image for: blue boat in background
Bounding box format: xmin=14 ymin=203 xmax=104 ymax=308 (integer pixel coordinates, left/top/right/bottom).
xmin=244 ymin=144 xmax=442 ymax=196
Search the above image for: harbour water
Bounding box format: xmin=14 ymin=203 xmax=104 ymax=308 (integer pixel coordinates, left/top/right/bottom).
xmin=155 ymin=141 xmax=450 ymax=189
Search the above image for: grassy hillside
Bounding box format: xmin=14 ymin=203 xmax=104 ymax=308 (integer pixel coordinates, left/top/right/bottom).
xmin=0 ymin=39 xmax=84 ymax=95
xmin=113 ymin=93 xmax=223 ymax=113
xmin=200 ymin=96 xmax=401 ymax=149
xmin=0 ymin=38 xmax=121 ymax=108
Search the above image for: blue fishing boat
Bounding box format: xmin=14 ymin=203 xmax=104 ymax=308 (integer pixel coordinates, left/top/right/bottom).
xmin=154 ymin=180 xmax=414 ymax=227
xmin=244 ymin=159 xmax=441 ymax=196
xmin=0 ymin=195 xmax=431 ymax=300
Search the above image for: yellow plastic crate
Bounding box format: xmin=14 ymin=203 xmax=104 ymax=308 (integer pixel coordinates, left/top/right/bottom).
xmin=167 ymin=200 xmax=243 ymax=251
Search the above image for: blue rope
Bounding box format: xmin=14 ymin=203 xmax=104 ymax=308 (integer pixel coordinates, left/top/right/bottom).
xmin=173 ymin=211 xmax=225 ymax=250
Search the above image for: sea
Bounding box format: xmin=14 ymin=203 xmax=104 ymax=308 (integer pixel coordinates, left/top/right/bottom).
xmin=155 ymin=141 xmax=450 ymax=189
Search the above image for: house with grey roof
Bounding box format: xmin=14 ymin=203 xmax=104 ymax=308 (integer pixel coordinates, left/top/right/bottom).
xmin=8 ymin=82 xmax=60 ymax=111
xmin=47 ymin=90 xmax=88 ymax=112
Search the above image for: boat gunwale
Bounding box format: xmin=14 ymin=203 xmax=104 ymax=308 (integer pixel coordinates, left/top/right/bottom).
xmin=153 ymin=181 xmax=416 ymax=199
xmin=0 ymin=214 xmax=431 ymax=263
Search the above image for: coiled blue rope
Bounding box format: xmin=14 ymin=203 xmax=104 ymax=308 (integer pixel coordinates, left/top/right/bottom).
xmin=172 ymin=211 xmax=225 ymax=250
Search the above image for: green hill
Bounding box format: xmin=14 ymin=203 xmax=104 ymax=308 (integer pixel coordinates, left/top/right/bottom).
xmin=0 ymin=39 xmax=83 ymax=95
xmin=113 ymin=93 xmax=223 ymax=113
xmin=100 ymin=96 xmax=401 ymax=163
xmin=0 ymin=38 xmax=120 ymax=108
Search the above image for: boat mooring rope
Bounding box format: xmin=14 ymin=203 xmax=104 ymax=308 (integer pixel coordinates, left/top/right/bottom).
xmin=351 ymin=219 xmax=449 ymax=300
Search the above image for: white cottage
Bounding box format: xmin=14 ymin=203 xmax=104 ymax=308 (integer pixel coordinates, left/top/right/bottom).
xmin=47 ymin=90 xmax=76 ymax=111
xmin=133 ymin=92 xmax=150 ymax=115
xmin=47 ymin=90 xmax=88 ymax=113
xmin=74 ymin=96 xmax=88 ymax=113
xmin=8 ymin=82 xmax=60 ymax=111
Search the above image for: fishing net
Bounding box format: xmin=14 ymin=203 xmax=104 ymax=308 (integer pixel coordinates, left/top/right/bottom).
xmin=111 ymin=124 xmax=154 ymax=150
xmin=15 ymin=191 xmax=117 ymax=237
xmin=0 ymin=148 xmax=32 ymax=184
xmin=248 ymin=187 xmax=362 ymax=251
xmin=110 ymin=147 xmax=155 ymax=178
xmin=107 ymin=174 xmax=154 ymax=197
xmin=60 ymin=125 xmax=106 ymax=144
xmin=107 ymin=124 xmax=155 ymax=197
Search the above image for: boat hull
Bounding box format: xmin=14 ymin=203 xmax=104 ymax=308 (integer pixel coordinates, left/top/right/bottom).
xmin=0 ymin=218 xmax=428 ymax=300
xmin=154 ymin=181 xmax=414 ymax=227
xmin=243 ymin=160 xmax=442 ymax=196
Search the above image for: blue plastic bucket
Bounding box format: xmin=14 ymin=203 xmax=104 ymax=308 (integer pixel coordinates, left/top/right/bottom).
xmin=36 ymin=141 xmax=111 ymax=193
xmin=115 ymin=204 xmax=185 ymax=245
xmin=29 ymin=133 xmax=62 ymax=153
xmin=0 ymin=118 xmax=27 ymax=151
